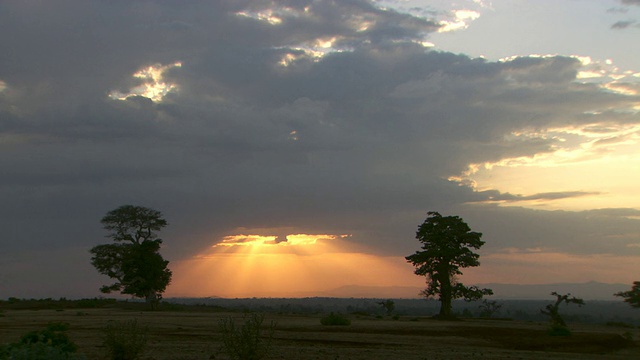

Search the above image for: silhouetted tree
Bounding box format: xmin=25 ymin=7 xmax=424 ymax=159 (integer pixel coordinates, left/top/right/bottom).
xmin=90 ymin=205 xmax=172 ymax=309
xmin=377 ymin=299 xmax=395 ymax=316
xmin=478 ymin=299 xmax=503 ymax=318
xmin=541 ymin=292 xmax=584 ymax=332
xmin=615 ymin=281 xmax=640 ymax=308
xmin=405 ymin=211 xmax=492 ymax=319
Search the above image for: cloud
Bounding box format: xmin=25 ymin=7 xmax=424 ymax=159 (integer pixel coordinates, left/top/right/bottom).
xmin=458 ymin=205 xmax=640 ymax=256
xmin=611 ymin=1 xmax=640 ymax=29
xmin=472 ymin=190 xmax=601 ymax=203
xmin=611 ymin=20 xmax=638 ymax=29
xmin=1 ymin=0 xmax=639 ymax=297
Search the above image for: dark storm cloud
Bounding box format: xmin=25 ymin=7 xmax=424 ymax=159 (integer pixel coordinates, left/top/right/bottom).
xmin=1 ymin=0 xmax=639 ymax=297
xmin=621 ymin=0 xmax=640 ymax=6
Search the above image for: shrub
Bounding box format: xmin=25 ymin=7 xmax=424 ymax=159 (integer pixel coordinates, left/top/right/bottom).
xmin=219 ymin=313 xmax=275 ymax=360
xmin=103 ymin=319 xmax=148 ymax=360
xmin=548 ymin=324 xmax=572 ymax=337
xmin=0 ymin=342 xmax=86 ymax=360
xmin=0 ymin=322 xmax=85 ymax=360
xmin=320 ymin=312 xmax=351 ymax=326
xmin=19 ymin=322 xmax=78 ymax=354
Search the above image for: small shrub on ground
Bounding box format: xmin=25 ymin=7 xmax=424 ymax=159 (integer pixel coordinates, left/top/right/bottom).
xmin=218 ymin=313 xmax=275 ymax=360
xmin=103 ymin=319 xmax=148 ymax=360
xmin=320 ymin=312 xmax=351 ymax=326
xmin=19 ymin=322 xmax=78 ymax=354
xmin=548 ymin=324 xmax=572 ymax=337
xmin=0 ymin=322 xmax=85 ymax=360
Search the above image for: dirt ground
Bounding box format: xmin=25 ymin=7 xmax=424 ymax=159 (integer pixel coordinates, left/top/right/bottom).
xmin=0 ymin=307 xmax=638 ymax=359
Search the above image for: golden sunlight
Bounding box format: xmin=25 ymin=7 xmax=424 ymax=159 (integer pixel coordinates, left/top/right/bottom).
xmin=109 ymin=62 xmax=182 ymax=102
xmin=167 ymin=233 xmax=422 ymax=298
xmin=456 ymin=123 xmax=640 ymax=210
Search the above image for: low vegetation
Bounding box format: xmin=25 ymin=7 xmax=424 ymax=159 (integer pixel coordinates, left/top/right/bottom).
xmin=103 ymin=319 xmax=149 ymax=360
xmin=0 ymin=299 xmax=637 ymax=359
xmin=218 ymin=313 xmax=275 ymax=360
xmin=320 ymin=312 xmax=351 ymax=326
xmin=0 ymin=322 xmax=85 ymax=360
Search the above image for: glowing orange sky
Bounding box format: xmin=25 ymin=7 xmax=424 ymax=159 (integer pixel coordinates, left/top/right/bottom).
xmin=167 ymin=233 xmax=425 ymax=298
xmin=166 ymin=232 xmax=640 ymax=298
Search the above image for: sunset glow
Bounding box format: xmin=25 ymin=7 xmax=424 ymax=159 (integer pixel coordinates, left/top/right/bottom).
xmin=3 ymin=0 xmax=640 ymax=300
xmin=168 ymin=233 xmax=423 ymax=298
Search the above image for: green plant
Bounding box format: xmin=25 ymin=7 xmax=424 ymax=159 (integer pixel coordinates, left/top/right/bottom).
xmin=219 ymin=313 xmax=275 ymax=360
xmin=19 ymin=322 xmax=78 ymax=354
xmin=320 ymin=312 xmax=351 ymax=326
xmin=0 ymin=322 xmax=85 ymax=360
xmin=103 ymin=319 xmax=148 ymax=360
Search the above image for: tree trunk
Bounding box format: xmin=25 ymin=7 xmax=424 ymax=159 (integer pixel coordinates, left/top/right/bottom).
xmin=146 ymin=292 xmax=159 ymax=310
xmin=438 ymin=270 xmax=453 ymax=319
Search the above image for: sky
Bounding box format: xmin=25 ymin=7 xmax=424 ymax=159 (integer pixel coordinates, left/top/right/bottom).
xmin=1 ymin=0 xmax=639 ymax=299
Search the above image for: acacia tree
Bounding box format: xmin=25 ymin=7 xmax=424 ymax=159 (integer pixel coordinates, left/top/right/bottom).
xmin=90 ymin=205 xmax=172 ymax=309
xmin=615 ymin=281 xmax=640 ymax=308
xmin=541 ymin=292 xmax=585 ymax=333
xmin=405 ymin=211 xmax=492 ymax=319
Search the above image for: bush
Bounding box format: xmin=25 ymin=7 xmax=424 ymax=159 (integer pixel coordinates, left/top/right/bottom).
xmin=219 ymin=313 xmax=275 ymax=360
xmin=0 ymin=322 xmax=85 ymax=360
xmin=19 ymin=322 xmax=78 ymax=354
xmin=320 ymin=312 xmax=351 ymax=326
xmin=103 ymin=319 xmax=148 ymax=360
xmin=548 ymin=325 xmax=572 ymax=337
xmin=0 ymin=342 xmax=86 ymax=360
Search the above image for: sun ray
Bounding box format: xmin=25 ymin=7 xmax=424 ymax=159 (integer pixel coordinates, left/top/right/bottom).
xmin=167 ymin=232 xmax=422 ymax=298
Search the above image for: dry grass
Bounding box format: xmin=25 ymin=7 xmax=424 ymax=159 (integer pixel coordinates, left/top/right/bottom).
xmin=0 ymin=308 xmax=637 ymax=359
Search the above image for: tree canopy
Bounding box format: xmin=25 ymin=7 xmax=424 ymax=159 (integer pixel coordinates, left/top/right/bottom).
xmin=405 ymin=211 xmax=492 ymax=318
xmin=90 ymin=205 xmax=172 ymax=308
xmin=615 ymin=281 xmax=640 ymax=308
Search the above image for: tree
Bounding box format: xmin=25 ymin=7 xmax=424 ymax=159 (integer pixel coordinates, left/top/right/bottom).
xmin=478 ymin=299 xmax=503 ymax=318
xmin=377 ymin=299 xmax=395 ymax=316
xmin=615 ymin=281 xmax=640 ymax=308
xmin=90 ymin=205 xmax=172 ymax=309
xmin=405 ymin=211 xmax=492 ymax=319
xmin=541 ymin=292 xmax=585 ymax=334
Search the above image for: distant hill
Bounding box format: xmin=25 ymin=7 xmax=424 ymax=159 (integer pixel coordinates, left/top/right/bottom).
xmin=476 ymin=281 xmax=629 ymax=301
xmin=306 ymin=281 xmax=630 ymax=300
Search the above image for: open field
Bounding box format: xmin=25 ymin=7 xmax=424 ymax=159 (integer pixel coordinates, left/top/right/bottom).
xmin=0 ymin=306 xmax=638 ymax=359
